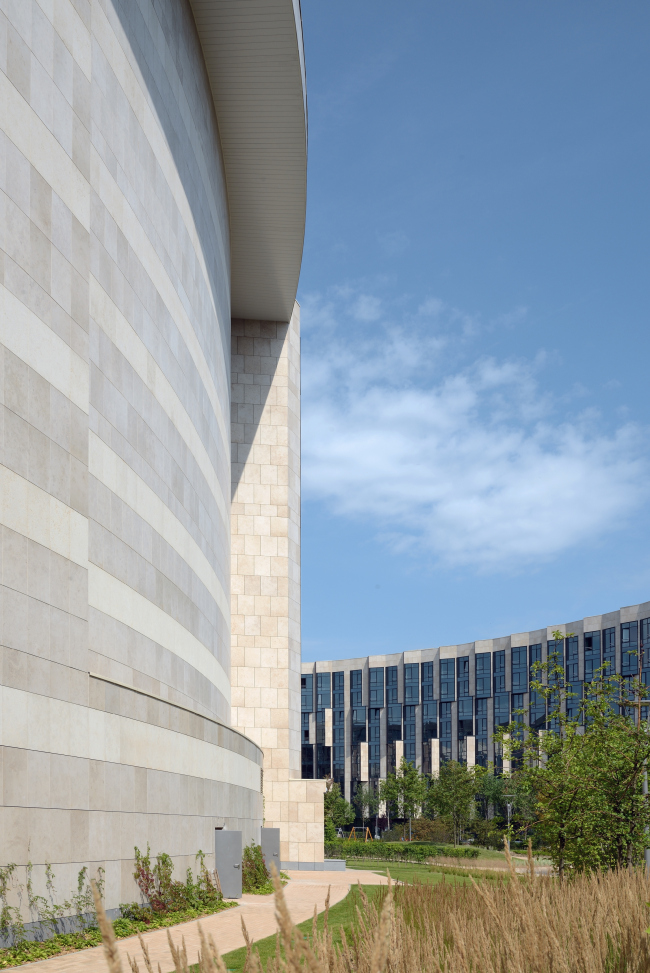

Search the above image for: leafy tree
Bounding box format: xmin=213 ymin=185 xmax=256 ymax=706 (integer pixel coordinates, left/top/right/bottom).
xmin=425 ymin=760 xmax=479 ymax=845
xmin=381 ymin=758 xmax=427 ymax=840
xmin=323 ymin=779 xmax=355 ymax=837
xmin=497 ymin=639 xmax=650 ymax=878
xmin=353 ymin=783 xmax=380 ymax=832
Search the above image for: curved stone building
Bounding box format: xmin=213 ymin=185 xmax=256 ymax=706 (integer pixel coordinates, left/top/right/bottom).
xmin=0 ymin=0 xmax=320 ymax=916
xmin=301 ymin=600 xmax=650 ymax=804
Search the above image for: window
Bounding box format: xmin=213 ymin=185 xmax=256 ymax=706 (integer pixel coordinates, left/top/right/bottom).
xmin=621 ymin=622 xmax=639 ymax=676
xmin=458 ymin=697 xmax=473 ymax=740
xmin=547 ymin=639 xmax=564 ymax=685
xmin=584 ymin=632 xmax=600 ymax=682
xmin=368 ymin=708 xmax=381 ymax=779
xmin=493 ymin=651 xmax=505 ymax=693
xmin=369 ymin=667 xmax=384 ymax=706
xmin=333 ymin=671 xmax=345 ymax=708
xmin=332 ymin=746 xmax=344 ymax=786
xmin=566 ymin=681 xmax=582 ymax=723
xmin=301 ymin=745 xmax=313 ymax=778
xmin=603 ymin=627 xmax=616 ymax=674
xmin=565 ymin=636 xmax=579 ymax=684
xmin=511 ymin=693 xmax=524 ymax=715
xmin=387 ymin=704 xmax=402 ymax=743
xmin=475 ymin=653 xmax=491 ymax=697
xmin=457 ymin=657 xmax=470 ymax=697
xmin=352 ymin=707 xmax=366 ymax=745
xmin=440 ymin=659 xmax=455 ymax=700
xmin=404 ymin=663 xmax=419 ymax=703
xmin=301 ymin=674 xmax=313 ymax=713
xmin=422 ymin=661 xmax=434 ymax=701
xmin=475 ymin=697 xmax=488 ymax=764
xmin=404 ymin=705 xmax=416 ymax=764
xmin=494 ymin=693 xmax=509 ymax=728
xmin=642 ymin=620 xmax=650 ymax=669
xmin=317 ymin=745 xmax=331 ymax=779
xmin=422 ymin=701 xmax=437 ymax=741
xmin=316 ymin=672 xmax=331 ymax=709
xmin=386 ymin=666 xmax=398 ymax=704
xmin=316 ymin=708 xmax=325 ymax=745
xmin=350 ymin=669 xmax=362 ymax=707
xmin=439 ymin=701 xmax=452 ymax=763
xmin=511 ymin=646 xmax=528 ymax=692
xmin=301 ymin=711 xmax=310 ymax=744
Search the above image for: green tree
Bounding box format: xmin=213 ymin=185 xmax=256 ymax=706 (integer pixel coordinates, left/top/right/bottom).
xmin=425 ymin=760 xmax=479 ymax=845
xmin=323 ymin=779 xmax=355 ymax=838
xmin=380 ymin=758 xmax=426 ymax=840
xmin=498 ymin=638 xmax=650 ymax=878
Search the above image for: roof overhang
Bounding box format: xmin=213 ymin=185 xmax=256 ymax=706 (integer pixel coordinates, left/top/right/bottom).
xmin=189 ymin=0 xmax=307 ymax=323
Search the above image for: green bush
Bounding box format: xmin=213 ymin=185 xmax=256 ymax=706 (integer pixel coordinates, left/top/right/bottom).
xmin=241 ymin=842 xmax=273 ymax=894
xmin=324 ymin=841 xmax=479 ymax=862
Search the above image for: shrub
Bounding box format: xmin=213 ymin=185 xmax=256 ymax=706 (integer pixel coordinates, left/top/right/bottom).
xmin=241 ymin=843 xmax=272 ymax=894
xmin=129 ymin=846 xmax=222 ymax=917
xmin=324 ymin=841 xmax=479 ymax=862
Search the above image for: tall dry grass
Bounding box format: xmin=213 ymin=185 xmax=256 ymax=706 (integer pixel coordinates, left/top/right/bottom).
xmin=93 ymin=856 xmax=650 ymax=973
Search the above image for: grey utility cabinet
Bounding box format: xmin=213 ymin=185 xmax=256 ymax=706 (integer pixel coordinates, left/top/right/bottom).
xmin=214 ymin=830 xmax=242 ymax=898
xmin=261 ymin=827 xmax=281 ymax=875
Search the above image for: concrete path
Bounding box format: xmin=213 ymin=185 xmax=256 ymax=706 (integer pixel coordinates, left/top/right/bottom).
xmin=15 ymin=869 xmax=389 ymax=973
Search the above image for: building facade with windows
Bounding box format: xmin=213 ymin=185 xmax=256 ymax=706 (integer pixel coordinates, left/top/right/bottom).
xmin=301 ymin=601 xmax=650 ymax=803
xmin=0 ymin=0 xmax=322 ymax=921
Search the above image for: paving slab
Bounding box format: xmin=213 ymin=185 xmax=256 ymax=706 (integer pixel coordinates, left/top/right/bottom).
xmin=13 ymin=869 xmax=389 ymax=973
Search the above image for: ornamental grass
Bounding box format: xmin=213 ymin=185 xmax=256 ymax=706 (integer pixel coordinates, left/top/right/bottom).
xmin=97 ymin=850 xmax=650 ymax=973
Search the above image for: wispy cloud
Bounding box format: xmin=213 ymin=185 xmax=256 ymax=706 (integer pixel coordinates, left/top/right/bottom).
xmin=301 ymin=290 xmax=648 ymax=572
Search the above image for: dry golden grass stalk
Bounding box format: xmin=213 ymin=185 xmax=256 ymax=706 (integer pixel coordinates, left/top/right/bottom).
xmin=197 ymin=923 xmax=229 ymax=973
xmin=91 ymin=877 xmax=123 ymax=973
xmin=527 ymin=838 xmax=535 ymax=881
xmin=166 ymin=927 xmax=190 ymax=973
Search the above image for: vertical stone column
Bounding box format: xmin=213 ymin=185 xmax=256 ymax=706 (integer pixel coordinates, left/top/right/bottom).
xmin=231 ymin=305 xmax=325 ymax=868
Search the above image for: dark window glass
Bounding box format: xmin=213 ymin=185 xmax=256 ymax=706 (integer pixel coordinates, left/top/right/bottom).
xmin=301 ymin=745 xmax=314 ymax=778
xmin=316 ymin=672 xmax=331 ymax=709
xmin=440 ymin=659 xmax=455 ymax=700
xmin=404 ymin=741 xmax=416 ymax=764
xmin=301 ymin=711 xmax=310 ymax=744
xmin=494 ymin=693 xmax=510 ymax=727
xmin=457 ymin=656 xmax=470 ymax=697
xmin=476 ymin=737 xmax=488 ymax=768
xmin=565 ymin=636 xmax=579 ymax=683
xmin=332 ymin=744 xmax=345 ymax=785
xmin=387 ymin=704 xmax=402 ymax=743
xmin=386 ymin=666 xmax=398 ymax=704
xmin=423 ymin=701 xmax=437 ymax=741
xmin=440 ymin=741 xmax=452 ymax=763
xmin=333 ymin=726 xmax=344 ymax=745
xmin=422 ymin=662 xmax=434 ymax=682
xmin=439 ymin=701 xmax=452 ymax=740
xmin=493 ymin=650 xmax=506 ymax=693
xmin=621 ymin=622 xmax=639 ymax=675
xmin=458 ymin=697 xmax=473 ymax=739
xmin=404 ymin=663 xmax=419 ymax=703
xmin=352 ymin=707 xmax=366 ymax=745
xmin=584 ymin=632 xmax=601 ymax=682
xmin=642 ymin=620 xmax=650 ymax=668
xmin=511 ymin=693 xmax=524 ymax=714
xmin=350 ymin=669 xmax=362 ymax=707
xmin=475 ymin=697 xmax=488 ymax=738
xmin=566 ymin=681 xmax=583 ymax=722
xmin=317 ymin=745 xmax=331 ymax=779
xmin=301 ymin=674 xmax=313 ymax=713
xmin=403 ymin=705 xmax=416 ymax=741
xmin=475 ymin=653 xmax=491 ymax=697
xmin=529 ymin=644 xmax=542 ymax=681
xmin=603 ymin=627 xmax=616 ymax=674
xmin=512 ymin=646 xmax=528 ymax=693
xmin=530 ymin=690 xmax=546 ymax=731
xmin=369 ymin=667 xmax=384 ymax=706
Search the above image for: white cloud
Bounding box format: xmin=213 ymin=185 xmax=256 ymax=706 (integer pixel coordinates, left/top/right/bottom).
xmin=302 ymin=291 xmax=648 ymax=572
xmin=351 ymin=294 xmax=383 ymax=322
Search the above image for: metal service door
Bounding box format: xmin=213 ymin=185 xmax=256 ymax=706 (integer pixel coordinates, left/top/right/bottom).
xmin=261 ymin=827 xmax=280 ymax=875
xmin=214 ymin=830 xmax=242 ymax=898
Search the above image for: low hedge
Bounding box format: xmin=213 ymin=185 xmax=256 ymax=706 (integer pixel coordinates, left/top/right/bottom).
xmin=324 ymin=841 xmax=479 ymax=862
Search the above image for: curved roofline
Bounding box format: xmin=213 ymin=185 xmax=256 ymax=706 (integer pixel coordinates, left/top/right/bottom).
xmin=190 ymin=0 xmax=307 ymax=322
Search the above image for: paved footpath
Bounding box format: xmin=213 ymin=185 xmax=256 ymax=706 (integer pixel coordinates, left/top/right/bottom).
xmin=16 ymin=869 xmax=389 ymax=973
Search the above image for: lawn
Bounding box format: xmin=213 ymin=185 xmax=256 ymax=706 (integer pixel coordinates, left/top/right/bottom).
xmin=343 ymin=860 xmax=476 ymax=885
xmin=209 ymin=884 xmax=383 ymax=973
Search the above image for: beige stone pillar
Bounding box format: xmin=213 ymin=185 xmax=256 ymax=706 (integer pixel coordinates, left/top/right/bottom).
xmin=230 ymin=305 xmax=325 ymax=868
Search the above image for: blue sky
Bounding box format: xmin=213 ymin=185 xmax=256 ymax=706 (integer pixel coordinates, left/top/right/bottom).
xmin=297 ymin=1 xmax=650 ymax=662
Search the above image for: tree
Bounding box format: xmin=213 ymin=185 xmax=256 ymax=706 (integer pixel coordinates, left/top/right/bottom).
xmin=497 ymin=642 xmax=650 ymax=878
xmin=323 ymin=779 xmax=355 ymax=838
xmin=353 ymin=783 xmax=380 ymax=832
xmin=425 ymin=760 xmax=479 ymax=845
xmin=380 ymin=758 xmax=427 ymax=840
